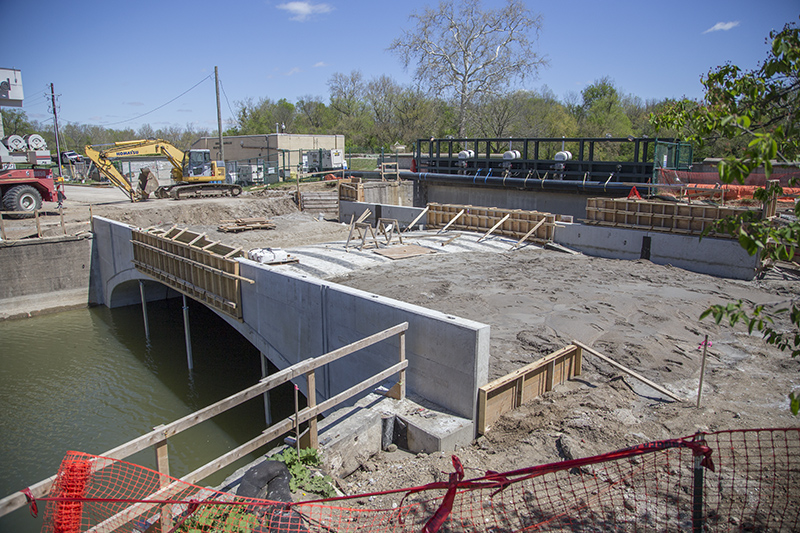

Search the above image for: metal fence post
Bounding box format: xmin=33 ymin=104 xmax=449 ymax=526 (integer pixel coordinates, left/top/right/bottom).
xmin=692 ymin=451 xmax=704 ymax=532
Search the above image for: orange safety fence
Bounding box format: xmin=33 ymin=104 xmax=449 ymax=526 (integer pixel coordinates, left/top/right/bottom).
xmin=26 ymin=428 xmax=800 ymax=532
xmin=657 ymin=168 xmax=800 ymax=202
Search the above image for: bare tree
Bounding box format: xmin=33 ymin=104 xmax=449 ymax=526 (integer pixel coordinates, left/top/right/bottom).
xmin=389 ymin=0 xmax=546 ymax=136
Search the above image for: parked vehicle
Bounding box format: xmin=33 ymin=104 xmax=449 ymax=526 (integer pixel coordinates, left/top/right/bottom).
xmin=58 ymin=150 xmax=83 ymax=165
xmin=1 ymin=135 xmax=57 ymax=215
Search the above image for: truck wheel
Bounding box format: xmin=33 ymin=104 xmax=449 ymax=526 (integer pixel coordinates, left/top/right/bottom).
xmin=3 ymin=185 xmax=42 ymax=217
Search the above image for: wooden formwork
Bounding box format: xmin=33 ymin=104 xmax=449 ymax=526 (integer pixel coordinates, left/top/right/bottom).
xmin=477 ymin=345 xmax=582 ymax=435
xmin=299 ymin=191 xmax=339 ymax=220
xmin=585 ymin=198 xmax=752 ymax=237
xmin=339 ymin=178 xmax=365 ymax=203
xmin=426 ymin=203 xmax=559 ymax=243
xmin=131 ymin=227 xmax=247 ymax=320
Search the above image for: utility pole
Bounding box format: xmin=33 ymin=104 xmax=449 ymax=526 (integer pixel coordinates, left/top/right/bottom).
xmin=214 ymin=66 xmax=225 ymax=178
xmin=50 ymin=83 xmax=63 ymax=177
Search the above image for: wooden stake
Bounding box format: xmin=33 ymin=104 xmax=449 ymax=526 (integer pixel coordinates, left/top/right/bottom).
xmin=437 ymin=209 xmax=464 ymax=234
xmin=697 ymin=335 xmax=709 ymax=408
xmin=573 ymin=340 xmax=682 ymax=402
xmin=510 ymin=218 xmax=546 ymax=250
xmin=478 ymin=213 xmax=510 ymax=242
xmin=403 ymin=206 xmax=429 ymax=233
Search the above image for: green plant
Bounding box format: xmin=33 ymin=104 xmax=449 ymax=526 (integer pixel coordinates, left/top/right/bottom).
xmin=271 ymin=447 xmax=337 ymax=498
xmin=652 ymin=19 xmax=800 ymax=414
xmin=177 ymin=503 xmax=259 ymax=533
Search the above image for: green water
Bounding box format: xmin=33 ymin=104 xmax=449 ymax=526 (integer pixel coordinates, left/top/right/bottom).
xmin=0 ymin=299 xmax=281 ymax=533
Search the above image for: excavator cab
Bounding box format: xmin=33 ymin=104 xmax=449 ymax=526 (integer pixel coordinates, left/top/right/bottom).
xmin=184 ymin=149 xmax=213 ymax=178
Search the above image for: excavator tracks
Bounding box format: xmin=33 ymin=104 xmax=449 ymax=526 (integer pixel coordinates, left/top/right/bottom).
xmin=155 ymin=183 xmax=243 ymax=200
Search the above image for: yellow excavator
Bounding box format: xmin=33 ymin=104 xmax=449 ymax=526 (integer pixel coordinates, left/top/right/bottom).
xmin=84 ymin=139 xmax=242 ymax=201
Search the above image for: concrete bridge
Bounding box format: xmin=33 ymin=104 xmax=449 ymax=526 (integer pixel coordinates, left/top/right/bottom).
xmin=92 ymin=216 xmax=489 ymax=448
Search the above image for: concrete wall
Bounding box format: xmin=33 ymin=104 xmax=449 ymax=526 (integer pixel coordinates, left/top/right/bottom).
xmin=555 ymin=223 xmax=759 ymax=280
xmin=361 ymin=181 xmax=414 ymax=206
xmin=417 ymin=182 xmax=591 ymax=219
xmin=340 ymin=201 xmax=426 ymax=229
xmin=0 ymin=234 xmax=101 ymax=318
xmin=233 ymin=261 xmax=489 ymax=422
xmin=0 ymin=235 xmax=93 ymax=299
xmin=92 ymin=217 xmax=175 ymax=308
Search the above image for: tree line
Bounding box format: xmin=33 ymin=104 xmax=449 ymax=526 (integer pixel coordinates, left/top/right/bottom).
xmin=2 ymin=76 xmax=688 ymax=157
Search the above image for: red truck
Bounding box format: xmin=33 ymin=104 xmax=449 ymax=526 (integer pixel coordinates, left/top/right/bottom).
xmin=0 ymin=133 xmax=58 ymax=214
xmin=0 ymin=167 xmax=58 ymax=213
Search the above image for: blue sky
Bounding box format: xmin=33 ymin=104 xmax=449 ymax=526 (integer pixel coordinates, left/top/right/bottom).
xmin=2 ymin=0 xmax=797 ymax=133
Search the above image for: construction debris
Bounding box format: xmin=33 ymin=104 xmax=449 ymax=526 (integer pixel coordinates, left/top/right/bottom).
xmin=248 ymin=248 xmax=298 ymax=265
xmin=218 ymin=218 xmax=276 ymax=233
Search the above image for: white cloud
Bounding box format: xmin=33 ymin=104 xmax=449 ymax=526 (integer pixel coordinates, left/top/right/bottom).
xmin=177 ymin=109 xmax=192 ymax=113
xmin=703 ymin=21 xmax=740 ymax=34
xmin=125 ymin=101 xmax=144 ymax=107
xmin=277 ymin=2 xmax=332 ymax=21
xmin=313 ymin=61 xmax=327 ymax=68
xmin=285 ymin=67 xmax=302 ymax=76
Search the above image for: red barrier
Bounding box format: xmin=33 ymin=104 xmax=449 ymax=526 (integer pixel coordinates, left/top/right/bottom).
xmin=32 ymin=428 xmax=800 ymax=532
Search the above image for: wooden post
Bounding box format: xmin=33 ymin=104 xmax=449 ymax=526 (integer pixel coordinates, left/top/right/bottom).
xmin=59 ymin=207 xmax=66 ymax=235
xmin=478 ymin=213 xmax=510 ymax=242
xmin=510 ymin=218 xmax=546 ymax=250
xmin=387 ymin=330 xmax=406 ymax=400
xmin=697 ymin=335 xmax=709 ymax=408
xmin=0 ymin=214 xmax=6 ymax=241
xmin=437 ymin=209 xmax=465 ymax=234
xmin=35 ymin=210 xmax=42 ymax=237
xmin=306 ymin=370 xmax=318 ymax=449
xmin=403 ymin=206 xmax=429 ymax=233
xmin=153 ymin=425 xmax=171 ymax=531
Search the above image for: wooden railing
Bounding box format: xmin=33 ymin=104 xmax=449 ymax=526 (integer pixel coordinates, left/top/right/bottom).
xmin=0 ymin=322 xmax=408 ymax=518
xmin=0 ymin=207 xmax=92 ymax=240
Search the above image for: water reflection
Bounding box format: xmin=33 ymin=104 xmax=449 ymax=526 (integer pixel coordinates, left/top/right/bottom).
xmin=0 ymin=298 xmax=278 ymax=533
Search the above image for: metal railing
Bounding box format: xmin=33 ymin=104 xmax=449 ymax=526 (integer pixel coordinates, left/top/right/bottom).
xmin=0 ymin=321 xmax=408 ymax=518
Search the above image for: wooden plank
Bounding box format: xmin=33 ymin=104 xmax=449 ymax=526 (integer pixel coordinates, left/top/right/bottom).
xmin=182 ymin=359 xmax=408 ymax=485
xmin=573 ymin=340 xmax=682 ymax=401
xmin=478 ymin=213 xmax=510 ymax=242
xmin=510 ymin=218 xmax=546 ymax=250
xmin=403 ymin=206 xmax=430 ymax=232
xmin=437 ymin=209 xmax=465 ymax=234
xmin=478 ymin=345 xmax=582 ymax=434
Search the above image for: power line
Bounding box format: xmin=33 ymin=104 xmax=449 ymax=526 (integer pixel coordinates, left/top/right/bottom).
xmin=218 ymin=77 xmax=237 ymax=120
xmin=98 ymin=74 xmax=213 ymax=127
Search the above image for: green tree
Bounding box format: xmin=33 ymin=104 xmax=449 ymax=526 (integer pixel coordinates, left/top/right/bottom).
xmin=577 ymin=77 xmax=633 ymax=139
xmin=652 ymin=20 xmax=800 ymax=414
xmin=389 ymin=0 xmax=546 ymax=137
xmin=1 ymin=108 xmax=36 ymax=136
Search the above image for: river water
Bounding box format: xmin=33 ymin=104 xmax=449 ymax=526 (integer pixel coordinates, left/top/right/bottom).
xmin=0 ymin=298 xmax=289 ymax=533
